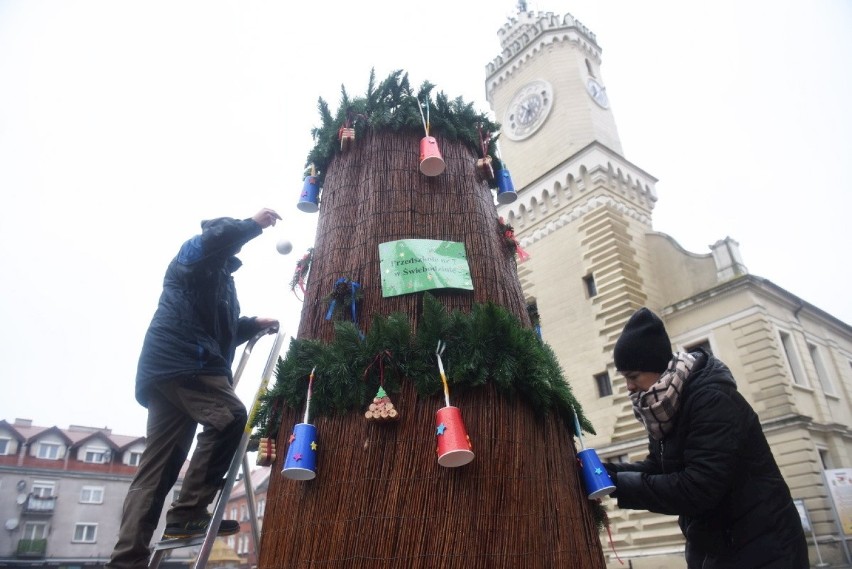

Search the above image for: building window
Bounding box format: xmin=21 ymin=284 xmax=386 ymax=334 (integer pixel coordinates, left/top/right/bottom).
xmin=585 ymin=58 xmax=596 ymax=77
xmin=818 ymin=448 xmax=834 ymax=470
xmin=23 ymin=522 xmax=48 ymax=540
xmin=0 ymin=438 xmax=9 ymax=455
xmin=583 ymin=274 xmax=597 ymax=298
xmin=32 ymin=481 xmax=55 ymax=498
xmin=231 ymin=507 xmax=238 ymax=520
xmin=594 ymin=372 xmax=612 ymax=397
xmin=257 ymin=498 xmax=266 ymax=517
xmin=808 ymin=343 xmax=836 ymax=395
xmin=237 ymin=534 xmax=250 ymax=554
xmin=80 ymin=486 xmax=104 ymax=504
xmin=779 ymin=331 xmax=808 ymax=386
xmin=240 ymin=504 xmax=249 ymax=521
xmin=73 ymin=523 xmax=97 ymax=543
xmin=685 ymin=340 xmax=713 ymax=355
xmin=128 ymin=451 xmax=142 ymax=466
xmin=84 ymin=448 xmax=109 ymax=463
xmin=227 ymin=535 xmax=236 ymax=548
xmin=37 ymin=442 xmax=61 ymax=460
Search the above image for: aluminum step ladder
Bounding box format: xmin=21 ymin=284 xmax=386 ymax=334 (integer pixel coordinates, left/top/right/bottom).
xmin=148 ymin=327 xmax=286 ymax=569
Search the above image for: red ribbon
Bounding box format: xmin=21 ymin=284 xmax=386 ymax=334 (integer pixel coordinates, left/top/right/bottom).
xmin=504 ymin=229 xmax=530 ymax=263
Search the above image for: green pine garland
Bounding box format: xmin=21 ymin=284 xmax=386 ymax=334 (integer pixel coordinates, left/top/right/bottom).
xmin=304 ymin=69 xmax=503 ymax=188
xmin=250 ymin=293 xmax=607 ymax=529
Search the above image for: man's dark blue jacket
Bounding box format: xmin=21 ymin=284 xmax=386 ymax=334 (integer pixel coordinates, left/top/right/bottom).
xmin=135 ymin=217 xmax=264 ymax=407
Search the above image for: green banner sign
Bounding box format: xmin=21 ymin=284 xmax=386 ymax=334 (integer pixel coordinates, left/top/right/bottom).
xmin=379 ymin=239 xmax=473 ymax=298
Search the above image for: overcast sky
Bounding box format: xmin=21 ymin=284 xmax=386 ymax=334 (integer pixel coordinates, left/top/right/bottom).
xmin=1 ymin=1 xmax=850 ymax=437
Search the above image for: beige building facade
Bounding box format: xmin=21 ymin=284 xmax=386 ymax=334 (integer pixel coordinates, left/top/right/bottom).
xmin=486 ymin=10 xmax=852 ymax=568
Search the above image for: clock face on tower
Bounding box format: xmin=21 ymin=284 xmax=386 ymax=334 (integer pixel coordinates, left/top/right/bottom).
xmin=503 ymin=80 xmax=554 ymax=141
xmin=586 ymin=78 xmax=610 ymax=109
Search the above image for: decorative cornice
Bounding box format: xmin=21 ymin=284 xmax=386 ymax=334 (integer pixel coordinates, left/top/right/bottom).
xmin=497 ymin=142 xmax=658 ymax=245
xmin=511 ymin=195 xmax=652 ymax=248
xmin=485 ymin=12 xmax=600 ymax=100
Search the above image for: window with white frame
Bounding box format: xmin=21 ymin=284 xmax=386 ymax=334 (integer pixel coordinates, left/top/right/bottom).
xmin=238 ymin=534 xmax=249 ymax=554
xmin=257 ymin=498 xmax=265 ymax=517
xmin=240 ymin=504 xmax=249 ymax=521
xmin=227 ymin=535 xmax=236 ymax=548
xmin=73 ymin=523 xmax=97 ymax=543
xmin=808 ymin=343 xmax=836 ymax=395
xmin=779 ymin=330 xmax=808 ymax=386
xmin=0 ymin=437 xmax=10 ymax=455
xmin=128 ymin=451 xmax=142 ymax=466
xmin=37 ymin=442 xmax=61 ymax=460
xmin=32 ymin=481 xmax=56 ymax=498
xmin=23 ymin=521 xmax=48 ymax=540
xmin=80 ymin=486 xmax=104 ymax=504
xmin=231 ymin=507 xmax=238 ymax=520
xmin=84 ymin=447 xmax=109 ymax=463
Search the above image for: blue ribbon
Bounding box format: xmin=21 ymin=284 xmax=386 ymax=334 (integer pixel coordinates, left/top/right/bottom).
xmin=350 ymin=282 xmax=360 ymax=324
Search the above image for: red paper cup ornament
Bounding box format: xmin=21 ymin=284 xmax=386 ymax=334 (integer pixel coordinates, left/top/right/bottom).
xmin=419 ymin=136 xmax=445 ymax=176
xmin=435 ymin=406 xmax=474 ymax=467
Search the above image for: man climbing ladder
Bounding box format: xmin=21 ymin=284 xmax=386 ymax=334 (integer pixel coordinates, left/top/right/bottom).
xmin=105 ymin=208 xmax=282 ymax=569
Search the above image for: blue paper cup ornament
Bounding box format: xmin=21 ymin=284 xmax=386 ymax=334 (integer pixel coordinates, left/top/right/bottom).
xmin=297 ymin=166 xmax=320 ymax=213
xmin=495 ymin=168 xmax=517 ymax=204
xmin=573 ymin=408 xmax=615 ymax=499
xmin=282 ymin=367 xmax=318 ymax=480
xmin=434 ymin=341 xmax=474 ymax=467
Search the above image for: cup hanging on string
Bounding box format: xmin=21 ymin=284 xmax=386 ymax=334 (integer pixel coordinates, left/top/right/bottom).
xmin=417 ymin=97 xmax=445 ymax=177
xmin=434 ymin=341 xmax=474 ymax=467
xmin=573 ymin=406 xmax=615 ymax=499
xmin=494 ymin=142 xmax=517 ymax=204
xmin=282 ymin=367 xmax=319 ymax=480
xmin=297 ymin=165 xmax=320 ymax=213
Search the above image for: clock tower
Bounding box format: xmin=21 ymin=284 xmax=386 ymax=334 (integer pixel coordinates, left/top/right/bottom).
xmin=486 ymin=11 xmax=625 ymax=190
xmin=485 ymin=4 xmax=664 ymax=525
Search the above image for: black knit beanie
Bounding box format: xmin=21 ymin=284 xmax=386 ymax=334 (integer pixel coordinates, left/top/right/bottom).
xmin=614 ymin=308 xmax=672 ymax=373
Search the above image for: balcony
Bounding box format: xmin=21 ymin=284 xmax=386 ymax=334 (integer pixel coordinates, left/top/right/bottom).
xmin=16 ymin=538 xmax=47 ymax=558
xmin=22 ymin=494 xmax=57 ymax=516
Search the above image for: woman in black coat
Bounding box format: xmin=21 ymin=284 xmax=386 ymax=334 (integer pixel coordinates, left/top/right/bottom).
xmin=605 ymin=308 xmax=808 ymax=569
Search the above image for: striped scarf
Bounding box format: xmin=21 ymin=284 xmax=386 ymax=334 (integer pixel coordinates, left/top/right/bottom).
xmin=630 ymin=352 xmax=696 ymax=440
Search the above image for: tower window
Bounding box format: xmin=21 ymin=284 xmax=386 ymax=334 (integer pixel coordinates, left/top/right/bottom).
xmin=585 ymin=58 xmax=596 ymax=78
xmin=583 ymin=274 xmax=597 ymax=298
xmin=594 ymin=372 xmax=612 ymax=397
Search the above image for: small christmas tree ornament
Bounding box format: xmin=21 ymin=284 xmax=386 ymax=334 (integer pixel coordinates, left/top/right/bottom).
xmin=365 ymin=386 xmax=399 ymax=422
xmin=289 ymin=248 xmax=314 ymax=301
xmin=476 ymin=156 xmax=495 ymax=183
xmin=475 ymin=124 xmax=495 ymax=184
xmin=256 ymin=437 xmax=277 ymax=467
xmin=297 ymin=165 xmax=321 ymax=213
xmin=282 ymin=367 xmax=319 ymax=480
xmin=324 ymin=277 xmax=361 ymax=324
xmin=498 ymin=217 xmax=530 ymax=263
xmin=338 ymin=125 xmax=355 ymax=152
xmin=434 ymin=341 xmax=474 ymax=467
xmin=416 ymin=97 xmax=445 ymax=176
xmin=573 ymin=407 xmax=615 ymax=499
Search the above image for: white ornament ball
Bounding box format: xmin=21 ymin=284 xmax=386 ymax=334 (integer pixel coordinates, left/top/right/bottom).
xmin=276 ymin=239 xmax=293 ymax=255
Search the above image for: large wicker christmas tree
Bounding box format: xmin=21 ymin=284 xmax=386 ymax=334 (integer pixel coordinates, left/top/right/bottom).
xmin=253 ymin=71 xmax=607 ymax=569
